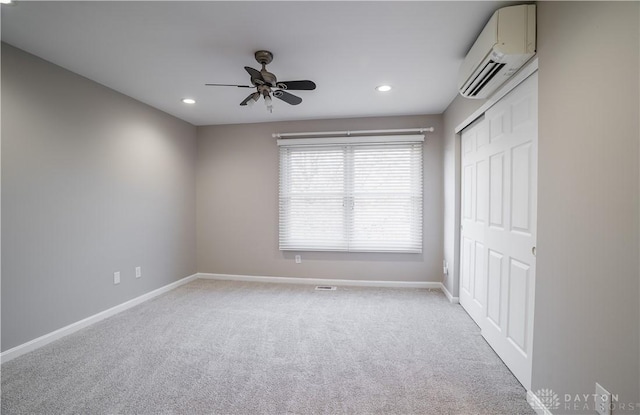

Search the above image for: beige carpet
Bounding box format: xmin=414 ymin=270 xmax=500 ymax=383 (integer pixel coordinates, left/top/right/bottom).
xmin=1 ymin=279 xmax=534 ymax=414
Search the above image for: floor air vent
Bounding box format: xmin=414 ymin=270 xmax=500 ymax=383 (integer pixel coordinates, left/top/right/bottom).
xmin=315 ymin=286 xmax=337 ymax=291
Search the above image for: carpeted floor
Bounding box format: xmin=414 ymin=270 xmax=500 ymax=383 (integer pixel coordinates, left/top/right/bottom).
xmin=1 ymin=279 xmax=535 ymax=414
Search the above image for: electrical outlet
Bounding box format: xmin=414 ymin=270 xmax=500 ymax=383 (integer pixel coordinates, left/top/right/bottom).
xmin=443 ymin=260 xmax=449 ymax=275
xmin=135 ymin=266 xmax=142 ymax=278
xmin=295 ymin=255 xmax=301 ymax=264
xmin=595 ymin=383 xmax=611 ymax=415
xmin=113 ymin=271 xmax=120 ymax=285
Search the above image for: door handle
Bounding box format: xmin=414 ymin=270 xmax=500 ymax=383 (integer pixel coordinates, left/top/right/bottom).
xmin=532 ymin=246 xmax=536 ymax=256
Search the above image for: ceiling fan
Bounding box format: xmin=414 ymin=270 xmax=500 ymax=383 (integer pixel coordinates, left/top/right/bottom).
xmin=205 ymin=50 xmax=316 ymax=113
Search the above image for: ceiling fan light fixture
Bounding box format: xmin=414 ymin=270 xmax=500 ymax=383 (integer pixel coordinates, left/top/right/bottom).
xmin=264 ymin=94 xmax=273 ymax=113
xmin=181 ymin=98 xmax=196 ymax=104
xmin=247 ymin=92 xmax=260 ymax=107
xmin=376 ymin=85 xmax=392 ymax=92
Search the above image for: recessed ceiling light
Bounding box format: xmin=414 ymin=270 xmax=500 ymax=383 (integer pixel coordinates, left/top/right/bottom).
xmin=181 ymin=98 xmax=196 ymax=104
xmin=0 ymin=0 xmax=14 ymax=4
xmin=376 ymin=85 xmax=392 ymax=92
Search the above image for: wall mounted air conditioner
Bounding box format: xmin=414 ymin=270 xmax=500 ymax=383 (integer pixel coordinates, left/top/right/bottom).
xmin=458 ymin=4 xmax=536 ymax=99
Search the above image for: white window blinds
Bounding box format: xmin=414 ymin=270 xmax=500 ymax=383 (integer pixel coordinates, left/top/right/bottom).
xmin=278 ymin=136 xmax=423 ymax=253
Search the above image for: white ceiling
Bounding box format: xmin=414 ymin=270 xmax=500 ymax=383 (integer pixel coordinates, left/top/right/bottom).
xmin=1 ymin=1 xmax=512 ymax=126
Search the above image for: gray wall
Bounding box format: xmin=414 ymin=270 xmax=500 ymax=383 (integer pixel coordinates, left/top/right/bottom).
xmin=196 ymin=115 xmax=443 ymax=282
xmin=442 ymin=95 xmax=486 ymax=297
xmin=532 ymin=2 xmax=639 ymax=410
xmin=1 ymin=44 xmax=197 ymax=351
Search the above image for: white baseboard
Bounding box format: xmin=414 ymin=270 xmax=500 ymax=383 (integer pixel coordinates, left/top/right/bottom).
xmin=0 ymin=273 xmax=198 ymax=364
xmin=440 ymin=283 xmax=459 ymax=303
xmin=198 ymin=273 xmax=441 ymax=289
xmin=527 ymin=390 xmax=554 ymax=415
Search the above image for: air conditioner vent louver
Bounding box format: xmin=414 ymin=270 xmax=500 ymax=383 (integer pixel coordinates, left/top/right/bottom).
xmin=458 ymin=4 xmax=536 ymax=99
xmin=463 ymin=60 xmax=506 ymax=97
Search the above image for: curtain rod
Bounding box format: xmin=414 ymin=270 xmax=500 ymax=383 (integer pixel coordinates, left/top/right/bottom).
xmin=272 ymin=127 xmax=434 ymax=139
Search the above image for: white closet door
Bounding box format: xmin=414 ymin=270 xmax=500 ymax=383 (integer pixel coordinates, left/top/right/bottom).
xmin=459 ymin=72 xmax=537 ymax=390
xmin=460 ymin=117 xmax=490 ymax=326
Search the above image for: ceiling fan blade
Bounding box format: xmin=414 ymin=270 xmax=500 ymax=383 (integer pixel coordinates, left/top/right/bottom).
xmin=275 ymin=80 xmax=316 ymax=91
xmin=205 ymin=83 xmax=253 ymax=88
xmin=273 ymin=90 xmax=302 ymax=105
xmin=244 ymin=66 xmax=265 ymax=84
xmin=239 ymin=93 xmax=257 ymax=106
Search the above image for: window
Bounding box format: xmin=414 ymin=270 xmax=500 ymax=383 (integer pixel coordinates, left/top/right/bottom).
xmin=278 ymin=136 xmax=423 ymax=253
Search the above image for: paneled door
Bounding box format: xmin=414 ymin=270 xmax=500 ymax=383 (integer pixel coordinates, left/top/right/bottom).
xmin=459 ymin=72 xmax=537 ymax=390
xmin=459 ymin=116 xmax=490 ymax=326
